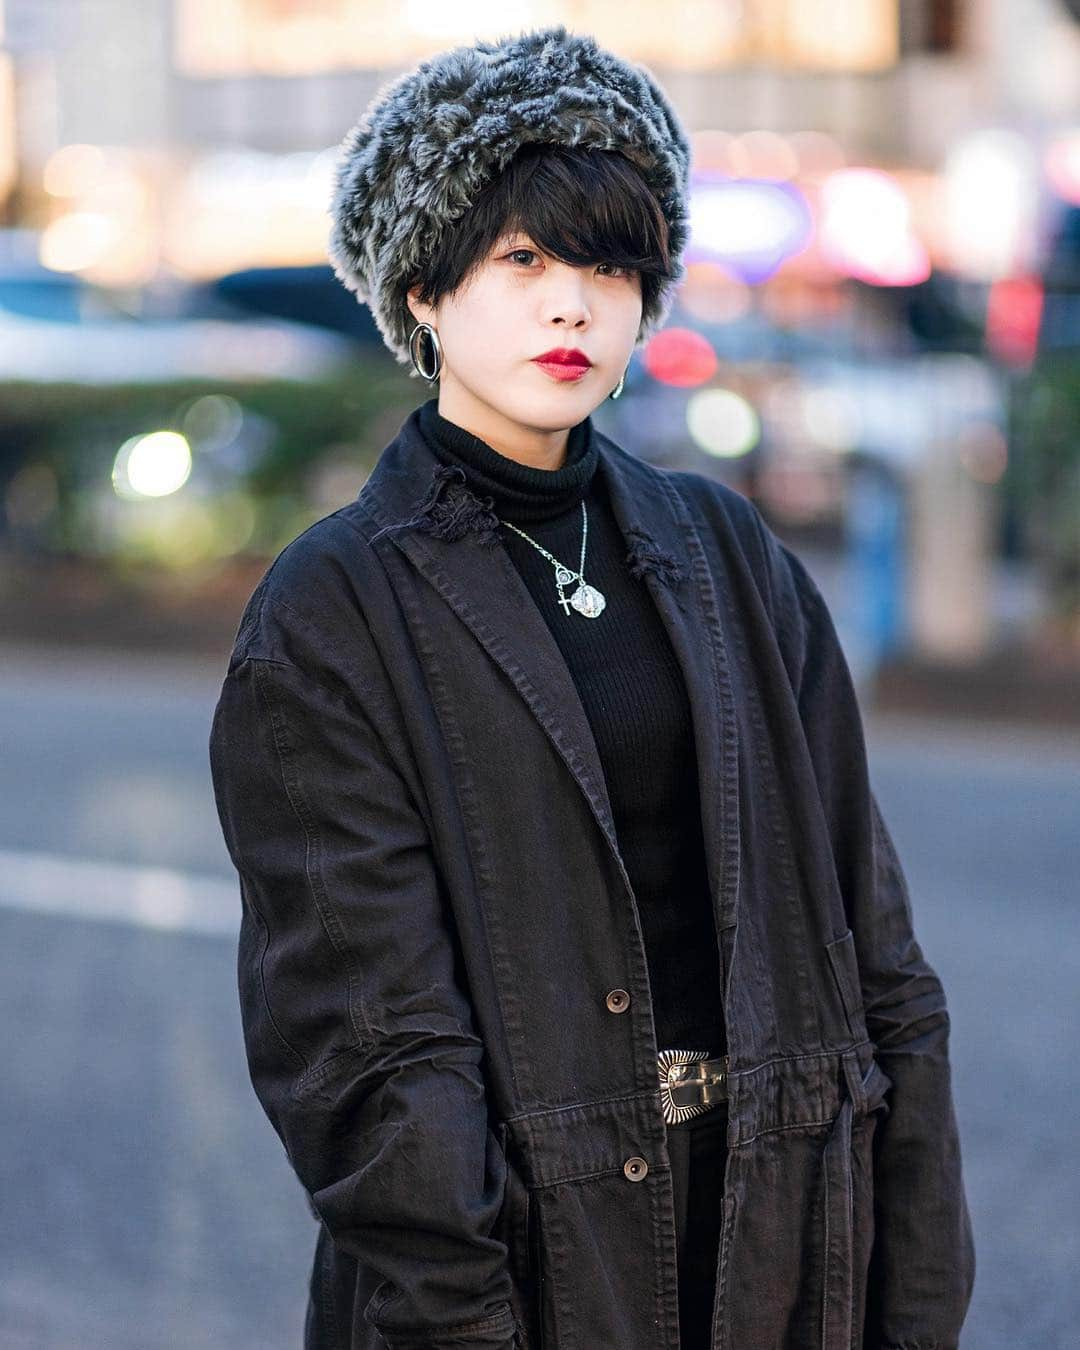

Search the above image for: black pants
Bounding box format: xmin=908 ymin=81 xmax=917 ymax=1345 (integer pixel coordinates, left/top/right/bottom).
xmin=666 ymin=1102 xmax=730 ymax=1350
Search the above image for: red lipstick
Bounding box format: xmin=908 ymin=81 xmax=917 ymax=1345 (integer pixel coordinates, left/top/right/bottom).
xmin=531 ymin=347 xmax=593 ymax=382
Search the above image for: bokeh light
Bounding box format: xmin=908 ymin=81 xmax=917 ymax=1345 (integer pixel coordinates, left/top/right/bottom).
xmin=642 ymin=328 xmax=719 ymax=388
xmin=112 ymin=432 xmax=193 ymax=500
xmin=689 ymin=176 xmax=813 ymax=284
xmin=686 ymin=388 xmax=762 ymax=459
xmin=942 ymin=129 xmax=1039 ymax=282
xmin=818 ymin=167 xmax=930 ymax=285
xmin=1045 ymin=129 xmax=1080 ymax=205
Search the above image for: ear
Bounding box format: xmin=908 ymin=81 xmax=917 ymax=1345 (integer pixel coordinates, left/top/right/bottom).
xmin=405 ymin=283 xmax=434 ymax=329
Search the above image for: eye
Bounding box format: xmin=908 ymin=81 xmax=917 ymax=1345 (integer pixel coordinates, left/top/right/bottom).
xmin=504 ymin=249 xmax=631 ymax=278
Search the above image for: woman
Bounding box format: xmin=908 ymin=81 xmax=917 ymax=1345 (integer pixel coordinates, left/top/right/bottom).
xmin=208 ymin=25 xmax=975 ymax=1350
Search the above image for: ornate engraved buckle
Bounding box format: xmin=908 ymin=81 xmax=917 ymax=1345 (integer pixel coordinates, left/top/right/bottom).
xmin=658 ymin=1048 xmax=730 ymax=1126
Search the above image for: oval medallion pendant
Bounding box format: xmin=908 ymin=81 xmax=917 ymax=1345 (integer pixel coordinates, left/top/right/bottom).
xmin=570 ymin=584 xmax=606 ymax=618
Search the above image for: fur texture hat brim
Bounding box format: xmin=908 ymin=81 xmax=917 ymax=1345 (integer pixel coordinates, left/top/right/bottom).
xmin=327 ymin=24 xmax=691 ymax=373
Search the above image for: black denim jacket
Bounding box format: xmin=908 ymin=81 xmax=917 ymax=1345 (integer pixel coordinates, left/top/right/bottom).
xmin=209 ymin=406 xmax=975 ymax=1349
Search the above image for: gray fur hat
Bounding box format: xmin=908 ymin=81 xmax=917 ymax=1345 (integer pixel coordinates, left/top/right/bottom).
xmin=327 ymin=24 xmax=692 ymax=374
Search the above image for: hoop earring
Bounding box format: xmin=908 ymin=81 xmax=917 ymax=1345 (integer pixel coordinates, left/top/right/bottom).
xmin=609 ymin=365 xmax=628 ymax=400
xmin=409 ymin=322 xmax=442 ymax=383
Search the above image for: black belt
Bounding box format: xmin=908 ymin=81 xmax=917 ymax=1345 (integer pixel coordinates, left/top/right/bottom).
xmin=658 ymin=1048 xmax=730 ymax=1125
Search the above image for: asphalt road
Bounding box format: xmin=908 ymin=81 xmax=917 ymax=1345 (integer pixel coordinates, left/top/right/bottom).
xmin=1 ymin=643 xmax=1077 ymax=1349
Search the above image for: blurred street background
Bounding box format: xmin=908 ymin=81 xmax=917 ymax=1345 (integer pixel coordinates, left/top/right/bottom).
xmin=0 ymin=1 xmax=1077 ymax=1347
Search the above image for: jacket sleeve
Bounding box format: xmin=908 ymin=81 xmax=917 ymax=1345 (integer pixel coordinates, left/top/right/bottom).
xmin=749 ymin=510 xmax=976 ymax=1350
xmin=208 ymin=614 xmax=519 ymax=1350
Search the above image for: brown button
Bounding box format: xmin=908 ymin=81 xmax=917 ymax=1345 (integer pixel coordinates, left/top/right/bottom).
xmin=623 ymin=1155 xmax=648 ymax=1182
xmin=605 ymin=988 xmax=630 ymax=1013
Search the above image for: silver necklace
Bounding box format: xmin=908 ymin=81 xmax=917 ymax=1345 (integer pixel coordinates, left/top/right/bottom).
xmin=499 ymin=500 xmax=606 ymax=619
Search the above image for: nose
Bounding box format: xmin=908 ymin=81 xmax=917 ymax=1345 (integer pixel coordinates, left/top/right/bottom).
xmin=547 ymin=299 xmax=589 ymax=329
xmin=543 ymin=262 xmax=591 ymax=327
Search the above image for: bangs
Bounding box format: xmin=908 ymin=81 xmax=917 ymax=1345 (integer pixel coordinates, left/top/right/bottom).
xmin=410 ymin=142 xmax=676 ymax=313
xmin=480 ymin=143 xmax=672 ymax=276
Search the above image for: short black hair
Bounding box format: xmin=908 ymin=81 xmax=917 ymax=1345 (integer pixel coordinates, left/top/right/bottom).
xmin=407 ymin=142 xmax=676 ymax=334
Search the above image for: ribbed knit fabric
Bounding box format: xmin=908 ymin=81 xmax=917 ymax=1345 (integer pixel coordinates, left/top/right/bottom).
xmin=416 ymin=397 xmax=726 ymax=1054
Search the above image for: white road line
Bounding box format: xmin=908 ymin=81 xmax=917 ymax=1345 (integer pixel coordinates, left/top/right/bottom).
xmin=0 ymin=848 xmax=239 ymax=936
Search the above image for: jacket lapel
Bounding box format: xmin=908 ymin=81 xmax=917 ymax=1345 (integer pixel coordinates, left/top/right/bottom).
xmin=357 ymin=410 xmax=740 ymax=932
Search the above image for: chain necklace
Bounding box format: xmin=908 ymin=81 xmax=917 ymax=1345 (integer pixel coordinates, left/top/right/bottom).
xmin=499 ymin=500 xmax=606 ymax=619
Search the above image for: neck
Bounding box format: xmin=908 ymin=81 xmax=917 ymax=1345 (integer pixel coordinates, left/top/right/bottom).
xmin=416 ymin=396 xmax=597 ymax=526
xmin=434 ymin=385 xmax=572 ymax=471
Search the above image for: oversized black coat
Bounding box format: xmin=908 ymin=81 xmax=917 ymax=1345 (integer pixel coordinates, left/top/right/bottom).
xmin=208 ymin=405 xmax=976 ymax=1350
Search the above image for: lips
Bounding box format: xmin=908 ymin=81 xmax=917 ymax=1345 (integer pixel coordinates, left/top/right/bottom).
xmin=532 ymin=348 xmax=592 ymax=383
xmin=533 ymin=360 xmax=590 ymax=382
xmin=532 ymin=348 xmax=592 ymax=369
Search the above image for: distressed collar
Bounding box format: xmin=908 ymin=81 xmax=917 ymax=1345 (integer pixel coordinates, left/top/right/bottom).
xmin=364 ymin=404 xmax=685 ymax=590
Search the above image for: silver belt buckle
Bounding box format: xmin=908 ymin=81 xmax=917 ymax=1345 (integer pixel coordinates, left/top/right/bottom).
xmin=658 ymin=1048 xmax=730 ymax=1125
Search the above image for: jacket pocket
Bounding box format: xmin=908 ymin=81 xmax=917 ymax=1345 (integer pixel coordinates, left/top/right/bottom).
xmin=825 ymin=928 xmax=865 ymax=1040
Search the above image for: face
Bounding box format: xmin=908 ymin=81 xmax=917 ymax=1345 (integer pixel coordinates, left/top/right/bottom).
xmin=406 ymin=228 xmax=642 ymax=465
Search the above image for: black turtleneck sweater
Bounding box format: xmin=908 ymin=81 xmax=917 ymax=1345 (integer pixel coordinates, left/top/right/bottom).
xmin=416 ymin=397 xmax=725 ymax=1054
